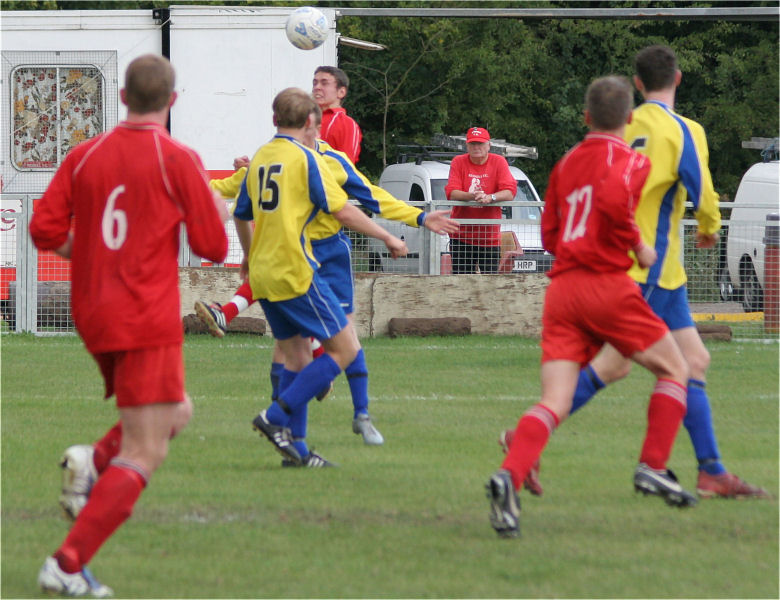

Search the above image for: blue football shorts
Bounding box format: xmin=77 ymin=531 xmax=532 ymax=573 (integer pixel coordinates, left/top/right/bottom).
xmin=639 ymin=283 xmax=695 ymax=331
xmin=312 ymin=231 xmax=354 ymax=314
xmin=259 ymin=272 xmax=348 ymax=341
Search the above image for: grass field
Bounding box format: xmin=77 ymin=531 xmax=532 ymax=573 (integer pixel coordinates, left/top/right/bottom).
xmin=2 ymin=333 xmax=778 ymax=599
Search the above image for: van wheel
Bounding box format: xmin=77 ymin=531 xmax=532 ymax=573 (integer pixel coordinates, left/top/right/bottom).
xmin=368 ymin=252 xmax=383 ymax=273
xmin=741 ymin=265 xmax=763 ymax=312
xmin=718 ymin=268 xmax=734 ymax=302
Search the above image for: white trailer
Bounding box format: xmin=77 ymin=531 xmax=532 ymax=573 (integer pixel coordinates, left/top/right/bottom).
xmin=0 ymin=6 xmax=339 ymax=326
xmin=1 ymin=5 xmax=339 ymax=195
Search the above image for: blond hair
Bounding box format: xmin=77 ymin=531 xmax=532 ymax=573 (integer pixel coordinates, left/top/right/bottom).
xmin=273 ymin=88 xmax=318 ymax=128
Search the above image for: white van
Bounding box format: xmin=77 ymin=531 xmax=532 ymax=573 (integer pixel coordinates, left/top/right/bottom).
xmin=370 ymin=159 xmax=551 ymax=274
xmin=725 ymin=160 xmax=780 ymax=311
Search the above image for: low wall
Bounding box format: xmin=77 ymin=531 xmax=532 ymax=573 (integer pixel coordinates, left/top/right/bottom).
xmin=178 ymin=268 xmax=548 ymax=338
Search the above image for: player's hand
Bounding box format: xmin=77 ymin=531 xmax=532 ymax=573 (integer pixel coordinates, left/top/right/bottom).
xmin=634 ymin=242 xmax=657 ymax=269
xmin=695 ymin=231 xmax=719 ymax=249
xmin=423 ymin=210 xmax=459 ymax=235
xmin=239 ymin=257 xmax=249 ymax=280
xmin=212 ymin=189 xmax=230 ymax=222
xmin=385 ymin=236 xmax=408 ymax=259
xmin=233 ymin=155 xmax=250 ymax=170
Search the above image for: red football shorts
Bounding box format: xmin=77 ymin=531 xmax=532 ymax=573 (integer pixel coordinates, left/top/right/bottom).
xmin=541 ymin=269 xmax=669 ymax=365
xmin=93 ymin=344 xmax=185 ymax=407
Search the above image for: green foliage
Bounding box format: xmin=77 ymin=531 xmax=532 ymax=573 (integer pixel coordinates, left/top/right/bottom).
xmin=1 ymin=334 xmax=778 ymax=598
xmin=338 ymin=12 xmax=778 ymax=196
xmin=2 ymin=3 xmax=777 ymax=195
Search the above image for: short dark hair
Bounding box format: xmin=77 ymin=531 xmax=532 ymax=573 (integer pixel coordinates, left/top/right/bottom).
xmin=124 ymin=54 xmax=175 ymax=113
xmin=315 ymin=65 xmax=349 ymax=89
xmin=273 ymin=88 xmax=318 ymax=128
xmin=585 ymin=75 xmax=633 ymax=131
xmin=634 ymin=45 xmax=678 ymax=92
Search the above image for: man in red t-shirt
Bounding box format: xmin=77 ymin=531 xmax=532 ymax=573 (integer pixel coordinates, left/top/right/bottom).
xmin=485 ymin=76 xmax=696 ymax=539
xmin=30 ymin=54 xmax=228 ymax=596
xmin=444 ymin=127 xmax=517 ymax=273
xmin=312 ymin=66 xmax=362 ymax=164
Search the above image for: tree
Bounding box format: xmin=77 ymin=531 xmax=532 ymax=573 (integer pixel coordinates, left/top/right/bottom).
xmin=338 ymin=10 xmax=777 ymax=198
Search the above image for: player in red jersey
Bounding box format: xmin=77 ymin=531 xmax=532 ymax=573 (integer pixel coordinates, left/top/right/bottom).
xmin=30 ymin=54 xmax=228 ymax=595
xmin=313 ymin=66 xmax=362 ymax=164
xmin=486 ymin=75 xmax=696 ymax=539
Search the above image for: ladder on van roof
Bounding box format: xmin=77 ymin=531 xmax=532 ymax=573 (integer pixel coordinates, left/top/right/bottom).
xmin=432 ymin=134 xmax=538 ymax=160
xmin=741 ymin=136 xmax=779 ymax=162
xmin=395 ymin=134 xmax=538 ymax=165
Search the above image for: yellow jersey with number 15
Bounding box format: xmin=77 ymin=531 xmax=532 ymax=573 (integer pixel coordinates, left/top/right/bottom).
xmin=234 ymin=134 xmax=348 ymax=302
xmin=625 ymin=101 xmax=721 ymax=290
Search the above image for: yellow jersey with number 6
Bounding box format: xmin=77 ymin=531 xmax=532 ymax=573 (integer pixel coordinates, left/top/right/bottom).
xmin=625 ymin=101 xmax=721 ymax=290
xmin=234 ymin=134 xmax=348 ymax=301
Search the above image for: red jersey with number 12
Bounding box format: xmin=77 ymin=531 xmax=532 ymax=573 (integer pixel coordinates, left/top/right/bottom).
xmin=542 ymin=132 xmax=649 ymax=278
xmin=29 ymin=122 xmax=228 ymax=353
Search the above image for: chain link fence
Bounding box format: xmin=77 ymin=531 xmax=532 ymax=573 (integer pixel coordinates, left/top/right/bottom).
xmin=3 ymin=194 xmax=778 ymax=342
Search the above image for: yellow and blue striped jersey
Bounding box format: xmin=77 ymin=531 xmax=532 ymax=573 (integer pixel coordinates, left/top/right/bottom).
xmin=625 ymin=101 xmax=721 ymax=289
xmin=209 ymin=167 xmax=247 ymax=200
xmin=234 ymin=135 xmax=348 ymax=301
xmin=307 ymin=140 xmax=425 ymax=240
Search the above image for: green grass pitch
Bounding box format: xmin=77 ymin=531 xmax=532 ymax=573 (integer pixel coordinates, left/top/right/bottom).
xmin=2 ymin=333 xmax=777 ymax=598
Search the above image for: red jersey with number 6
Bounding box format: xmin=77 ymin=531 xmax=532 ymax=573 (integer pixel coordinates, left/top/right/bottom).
xmin=29 ymin=121 xmax=228 ymax=353
xmin=542 ymin=132 xmax=649 ymax=278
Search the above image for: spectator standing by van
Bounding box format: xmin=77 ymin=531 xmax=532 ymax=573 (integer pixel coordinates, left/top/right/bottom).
xmin=445 ymin=127 xmax=517 ymax=273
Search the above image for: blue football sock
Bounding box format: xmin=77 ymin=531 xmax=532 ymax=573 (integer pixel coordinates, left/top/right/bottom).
xmin=269 ymin=362 xmax=284 ymax=401
xmin=570 ymin=365 xmax=606 ymax=414
xmin=280 ymin=368 xmax=297 ymax=395
xmin=265 ymin=368 xmax=298 ymax=426
xmin=683 ymin=379 xmax=725 ymax=475
xmin=290 ymin=403 xmax=309 ymax=459
xmin=278 ymin=354 xmax=342 ymax=415
xmin=345 ymin=349 xmax=369 ymax=418
xmin=266 ymin=401 xmax=290 ymax=427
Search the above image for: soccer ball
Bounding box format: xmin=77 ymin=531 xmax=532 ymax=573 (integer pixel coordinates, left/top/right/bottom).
xmin=285 ymin=7 xmax=329 ymax=51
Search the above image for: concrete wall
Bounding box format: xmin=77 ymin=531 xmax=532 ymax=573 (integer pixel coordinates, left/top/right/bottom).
xmin=179 ymin=268 xmax=548 ymax=338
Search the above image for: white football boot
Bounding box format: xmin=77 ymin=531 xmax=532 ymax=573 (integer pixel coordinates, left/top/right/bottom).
xmin=59 ymin=444 xmax=98 ymax=521
xmin=38 ymin=557 xmax=113 ymax=597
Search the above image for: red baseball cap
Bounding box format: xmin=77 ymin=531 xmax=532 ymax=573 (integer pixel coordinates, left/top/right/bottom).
xmin=466 ymin=127 xmax=490 ymax=144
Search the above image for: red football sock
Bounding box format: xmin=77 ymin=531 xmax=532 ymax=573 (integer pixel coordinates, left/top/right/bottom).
xmin=222 ymin=303 xmax=239 ymax=323
xmin=223 ymin=281 xmax=254 ymax=324
xmin=92 ymin=422 xmax=122 ymax=474
xmin=639 ymin=379 xmax=687 ymax=470
xmin=311 ymin=338 xmax=325 ymax=359
xmin=55 ymin=461 xmax=147 ymax=573
xmin=501 ymin=404 xmax=559 ymax=490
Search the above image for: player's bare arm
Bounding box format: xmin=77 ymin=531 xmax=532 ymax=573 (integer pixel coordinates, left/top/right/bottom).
xmin=633 ymin=242 xmax=657 ymax=269
xmin=211 ymin=189 xmax=230 ymax=222
xmin=333 ymin=202 xmax=408 ymax=258
xmin=234 ymin=218 xmax=253 ymax=279
xmin=55 ymin=232 xmax=74 ymax=259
